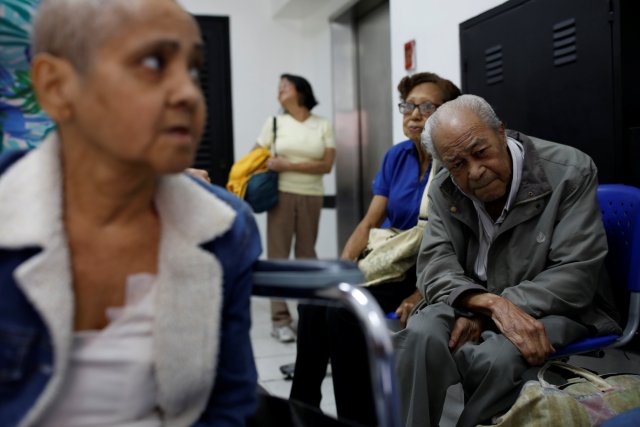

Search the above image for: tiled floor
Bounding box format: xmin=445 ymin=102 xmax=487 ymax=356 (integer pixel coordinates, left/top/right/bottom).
xmin=250 ymin=297 xmax=338 ymax=416
xmin=250 ymin=296 xmax=465 ymax=425
xmin=251 ymin=296 xmax=640 ymax=426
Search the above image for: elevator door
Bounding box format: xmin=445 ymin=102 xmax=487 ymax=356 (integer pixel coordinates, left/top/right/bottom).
xmin=357 ymin=3 xmax=392 ymax=211
xmin=332 ymin=1 xmax=392 ymax=250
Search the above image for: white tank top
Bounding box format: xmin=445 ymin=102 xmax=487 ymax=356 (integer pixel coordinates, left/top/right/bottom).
xmin=38 ymin=274 xmax=161 ymax=427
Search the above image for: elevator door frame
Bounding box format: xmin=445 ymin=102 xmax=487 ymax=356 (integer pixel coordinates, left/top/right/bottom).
xmin=331 ymin=0 xmax=392 ymax=251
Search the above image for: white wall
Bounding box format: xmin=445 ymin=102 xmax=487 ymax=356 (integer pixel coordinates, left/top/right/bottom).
xmin=178 ymin=0 xmax=508 ymax=258
xmin=389 ymin=0 xmax=506 ymax=144
xmin=179 ymin=0 xmax=347 ymax=259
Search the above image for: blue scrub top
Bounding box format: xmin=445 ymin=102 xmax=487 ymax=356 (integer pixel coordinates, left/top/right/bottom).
xmin=373 ymin=140 xmax=431 ymax=230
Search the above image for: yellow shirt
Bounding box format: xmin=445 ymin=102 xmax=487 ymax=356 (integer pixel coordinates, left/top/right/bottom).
xmin=256 ymin=114 xmax=335 ymax=196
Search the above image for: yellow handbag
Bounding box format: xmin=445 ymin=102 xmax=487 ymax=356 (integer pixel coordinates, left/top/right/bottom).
xmin=226 ymin=147 xmax=271 ymax=199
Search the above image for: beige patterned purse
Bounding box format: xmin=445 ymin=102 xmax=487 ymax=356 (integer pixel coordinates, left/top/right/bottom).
xmin=480 ymin=361 xmax=640 ymax=427
xmin=357 ymin=162 xmax=437 ymax=286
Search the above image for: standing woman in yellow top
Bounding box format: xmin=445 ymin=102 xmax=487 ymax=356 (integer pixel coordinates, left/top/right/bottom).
xmin=255 ymin=74 xmax=335 ymax=342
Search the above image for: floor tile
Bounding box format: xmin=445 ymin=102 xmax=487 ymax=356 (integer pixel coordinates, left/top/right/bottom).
xmin=251 ymin=295 xmax=337 ymax=418
xmin=256 ymin=354 xmax=297 ymax=382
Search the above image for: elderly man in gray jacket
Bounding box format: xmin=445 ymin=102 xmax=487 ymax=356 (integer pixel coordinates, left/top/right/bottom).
xmin=394 ymin=94 xmax=621 ymax=427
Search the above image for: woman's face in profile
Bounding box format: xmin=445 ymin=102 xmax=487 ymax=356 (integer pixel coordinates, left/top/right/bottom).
xmin=402 ymin=82 xmax=444 ymax=145
xmin=278 ymin=78 xmax=298 ymax=107
xmin=65 ymin=0 xmax=206 ymax=174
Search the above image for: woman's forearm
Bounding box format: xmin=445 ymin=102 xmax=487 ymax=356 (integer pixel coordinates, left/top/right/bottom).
xmin=341 ymin=224 xmax=371 ymax=260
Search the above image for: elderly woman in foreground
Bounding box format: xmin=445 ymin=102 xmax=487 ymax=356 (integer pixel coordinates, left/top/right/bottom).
xmin=0 ymin=0 xmax=260 ymax=425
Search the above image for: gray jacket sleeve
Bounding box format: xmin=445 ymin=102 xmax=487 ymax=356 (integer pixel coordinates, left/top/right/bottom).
xmin=499 ymin=164 xmax=607 ymax=318
xmin=416 ymin=190 xmax=486 ymax=305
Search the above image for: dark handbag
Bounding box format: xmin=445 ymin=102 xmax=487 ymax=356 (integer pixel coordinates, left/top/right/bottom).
xmin=245 ymin=170 xmax=278 ymax=213
xmin=245 ymin=117 xmax=279 ymax=213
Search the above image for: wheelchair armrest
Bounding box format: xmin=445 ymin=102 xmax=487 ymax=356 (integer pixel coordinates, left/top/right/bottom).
xmin=251 ymin=259 xmax=401 ymax=427
xmin=252 ymin=259 xmax=365 ymax=298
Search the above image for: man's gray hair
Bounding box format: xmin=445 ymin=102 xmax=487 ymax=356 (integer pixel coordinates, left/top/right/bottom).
xmin=32 ymin=0 xmax=142 ymax=73
xmin=422 ymin=94 xmax=502 ymax=162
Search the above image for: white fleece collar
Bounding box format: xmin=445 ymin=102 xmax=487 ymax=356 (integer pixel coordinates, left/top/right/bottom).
xmin=0 ymin=134 xmax=65 ymax=249
xmin=0 ymin=135 xmax=236 ymax=248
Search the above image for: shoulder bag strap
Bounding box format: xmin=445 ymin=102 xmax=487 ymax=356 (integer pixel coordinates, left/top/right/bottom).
xmin=539 ymin=361 xmax=614 ymax=392
xmin=418 ymin=160 xmax=438 ymax=223
xmin=272 ymin=116 xmax=277 ymax=156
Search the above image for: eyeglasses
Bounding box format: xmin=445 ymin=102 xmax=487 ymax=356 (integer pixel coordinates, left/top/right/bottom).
xmin=398 ymin=102 xmax=440 ymax=116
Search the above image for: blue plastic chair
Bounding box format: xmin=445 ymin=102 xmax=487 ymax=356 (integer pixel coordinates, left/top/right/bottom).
xmin=552 ymin=184 xmax=640 ymax=358
xmin=600 ymin=407 xmax=640 ymax=427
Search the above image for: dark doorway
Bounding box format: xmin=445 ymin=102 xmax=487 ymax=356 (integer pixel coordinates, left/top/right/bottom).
xmin=193 ymin=16 xmax=234 ymax=187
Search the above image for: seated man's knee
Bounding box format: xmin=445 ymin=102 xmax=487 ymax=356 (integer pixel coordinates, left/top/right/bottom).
xmin=455 ymin=332 xmax=526 ymax=381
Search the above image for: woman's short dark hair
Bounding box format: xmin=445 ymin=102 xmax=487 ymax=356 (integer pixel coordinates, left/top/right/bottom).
xmin=281 ymin=73 xmax=318 ymax=111
xmin=397 ymin=72 xmax=461 ymax=103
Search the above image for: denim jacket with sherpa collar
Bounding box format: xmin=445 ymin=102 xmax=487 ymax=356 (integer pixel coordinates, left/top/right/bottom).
xmin=0 ymin=136 xmax=261 ymax=427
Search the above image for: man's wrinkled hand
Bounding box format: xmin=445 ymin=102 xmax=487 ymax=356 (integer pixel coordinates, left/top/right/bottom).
xmin=449 ymin=316 xmax=484 ymax=352
xmin=490 ymin=297 xmax=555 ymax=366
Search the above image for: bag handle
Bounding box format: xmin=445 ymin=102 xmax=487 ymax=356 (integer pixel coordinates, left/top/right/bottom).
xmin=272 ymin=116 xmax=277 ymax=156
xmin=418 ymin=160 xmax=438 ymax=222
xmin=538 ymin=361 xmax=614 ymax=392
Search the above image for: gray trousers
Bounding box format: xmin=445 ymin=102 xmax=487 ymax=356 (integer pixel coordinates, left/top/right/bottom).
xmin=267 ymin=191 xmax=323 ymax=325
xmin=394 ymin=302 xmax=591 ymax=427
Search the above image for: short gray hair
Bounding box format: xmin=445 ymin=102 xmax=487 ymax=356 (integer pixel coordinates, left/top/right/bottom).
xmin=422 ymin=94 xmax=502 ymax=162
xmin=32 ymin=0 xmax=144 ymax=73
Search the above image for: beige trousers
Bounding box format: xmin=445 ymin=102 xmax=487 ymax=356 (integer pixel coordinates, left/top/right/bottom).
xmin=267 ymin=191 xmax=323 ymax=325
